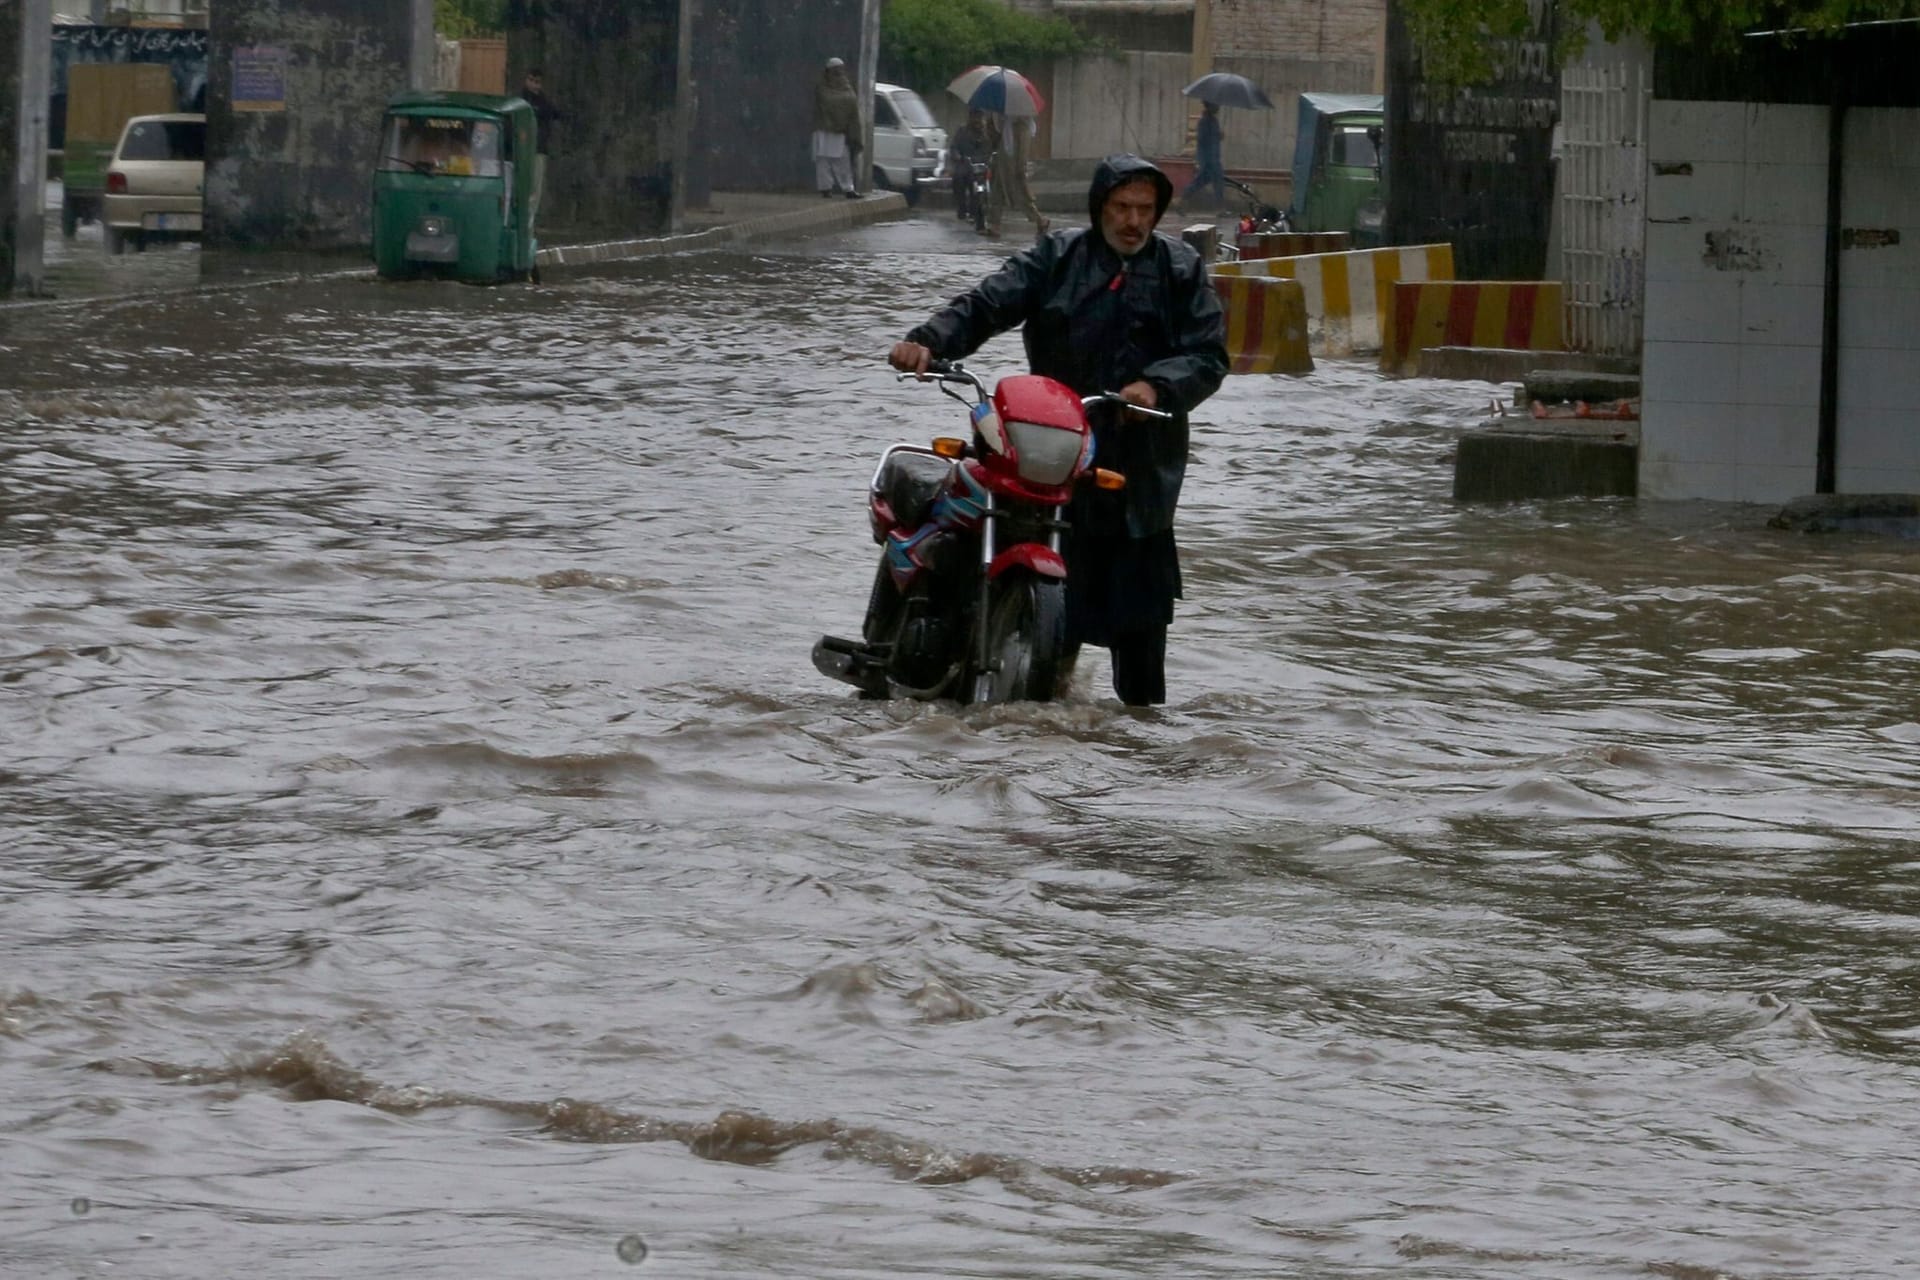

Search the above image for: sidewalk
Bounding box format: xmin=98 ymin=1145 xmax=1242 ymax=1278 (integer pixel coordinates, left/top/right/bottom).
xmin=535 ymin=190 xmax=908 ymax=273
xmin=4 ymin=188 xmax=910 ymax=310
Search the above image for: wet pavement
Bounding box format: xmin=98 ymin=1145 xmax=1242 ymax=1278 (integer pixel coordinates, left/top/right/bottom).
xmin=32 ymin=179 xmax=205 ymax=303
xmin=5 ymin=210 xmax=1920 ymax=1279
xmin=19 ymin=181 xmax=903 ymax=305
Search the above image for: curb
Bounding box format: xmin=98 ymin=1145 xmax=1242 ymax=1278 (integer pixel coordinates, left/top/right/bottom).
xmin=1454 ymin=417 xmax=1640 ymax=503
xmin=537 ymin=192 xmax=909 ymax=271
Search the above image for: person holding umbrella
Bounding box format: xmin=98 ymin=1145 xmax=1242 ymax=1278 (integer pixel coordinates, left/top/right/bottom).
xmin=1177 ymin=73 xmax=1273 ymax=215
xmin=1179 ymin=101 xmax=1226 ymax=214
xmin=947 ymin=67 xmax=1050 ymax=239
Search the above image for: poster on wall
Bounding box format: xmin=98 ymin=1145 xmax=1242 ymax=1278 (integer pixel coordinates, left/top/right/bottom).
xmin=233 ymin=45 xmax=289 ymax=113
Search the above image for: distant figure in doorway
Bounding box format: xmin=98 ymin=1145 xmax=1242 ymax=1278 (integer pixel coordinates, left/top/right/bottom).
xmin=988 ymin=112 xmax=1048 ymax=239
xmin=1181 ymin=101 xmax=1226 ymax=213
xmin=813 ymin=57 xmax=862 ymax=199
xmin=520 ymin=68 xmax=563 ymax=232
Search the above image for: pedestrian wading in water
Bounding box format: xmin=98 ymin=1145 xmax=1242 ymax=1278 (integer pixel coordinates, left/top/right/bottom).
xmin=890 ymin=155 xmax=1228 ymax=705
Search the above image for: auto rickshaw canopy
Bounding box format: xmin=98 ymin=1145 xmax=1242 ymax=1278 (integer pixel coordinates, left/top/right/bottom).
xmin=1289 ymin=94 xmax=1384 ymax=195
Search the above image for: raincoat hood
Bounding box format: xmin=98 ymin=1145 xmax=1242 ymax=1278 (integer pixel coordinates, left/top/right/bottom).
xmin=1087 ymin=153 xmax=1174 ymax=227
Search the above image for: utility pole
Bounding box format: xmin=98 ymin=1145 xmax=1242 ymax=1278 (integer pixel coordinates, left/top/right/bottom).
xmin=5 ymin=0 xmax=51 ymax=297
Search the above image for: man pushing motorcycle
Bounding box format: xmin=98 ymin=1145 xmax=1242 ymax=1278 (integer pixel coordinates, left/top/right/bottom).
xmin=889 ymin=154 xmax=1229 ymax=706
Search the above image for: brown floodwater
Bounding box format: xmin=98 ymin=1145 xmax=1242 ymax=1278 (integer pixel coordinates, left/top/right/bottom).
xmin=4 ymin=214 xmax=1919 ymax=1279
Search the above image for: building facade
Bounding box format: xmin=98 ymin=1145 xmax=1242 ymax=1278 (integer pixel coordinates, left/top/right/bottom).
xmin=1027 ymin=0 xmax=1386 ymax=177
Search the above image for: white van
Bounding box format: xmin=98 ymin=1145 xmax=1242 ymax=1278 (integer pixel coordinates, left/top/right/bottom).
xmin=871 ymin=83 xmax=946 ymax=204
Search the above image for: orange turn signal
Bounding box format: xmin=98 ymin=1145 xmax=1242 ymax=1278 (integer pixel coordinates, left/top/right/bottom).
xmin=931 ymin=436 xmax=967 ymax=459
xmin=1093 ymin=468 xmax=1126 ymax=491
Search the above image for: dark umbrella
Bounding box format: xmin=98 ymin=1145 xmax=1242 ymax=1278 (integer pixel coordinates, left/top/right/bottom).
xmin=1182 ymin=72 xmax=1275 ymax=110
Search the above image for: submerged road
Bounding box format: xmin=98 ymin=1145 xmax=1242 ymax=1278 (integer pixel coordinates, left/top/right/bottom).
xmin=4 ymin=212 xmax=1920 ymax=1279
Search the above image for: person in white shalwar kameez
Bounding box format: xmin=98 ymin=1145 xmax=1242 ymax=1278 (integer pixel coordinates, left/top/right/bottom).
xmin=813 ymin=58 xmax=861 ymax=198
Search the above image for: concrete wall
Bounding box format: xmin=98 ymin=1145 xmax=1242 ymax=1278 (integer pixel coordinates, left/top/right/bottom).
xmin=1640 ymin=101 xmax=1920 ymax=502
xmin=1212 ymin=0 xmax=1385 ymax=69
xmin=507 ymin=0 xmax=683 ymax=235
xmin=204 ymin=0 xmax=430 ymax=253
xmin=687 ymin=0 xmax=876 ymax=200
xmin=1833 ymin=108 xmax=1920 ymax=495
xmin=1050 ymin=47 xmax=1372 ymax=169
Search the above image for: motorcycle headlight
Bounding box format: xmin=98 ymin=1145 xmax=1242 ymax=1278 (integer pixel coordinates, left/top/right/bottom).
xmin=1004 ymin=420 xmax=1084 ymax=487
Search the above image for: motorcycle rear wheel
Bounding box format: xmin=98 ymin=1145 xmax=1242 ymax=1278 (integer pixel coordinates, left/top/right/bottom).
xmin=971 ymin=574 xmax=1066 ymax=704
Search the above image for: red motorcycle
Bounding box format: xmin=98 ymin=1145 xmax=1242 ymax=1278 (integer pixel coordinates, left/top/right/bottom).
xmin=812 ymin=361 xmax=1170 ymax=704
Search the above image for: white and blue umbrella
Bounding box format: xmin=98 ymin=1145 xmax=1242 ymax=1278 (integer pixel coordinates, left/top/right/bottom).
xmin=947 ymin=65 xmax=1047 ymax=118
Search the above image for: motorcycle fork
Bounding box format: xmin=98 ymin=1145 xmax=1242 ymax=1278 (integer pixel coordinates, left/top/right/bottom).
xmin=971 ymin=493 xmax=1067 ymax=680
xmin=974 ymin=492 xmax=998 ymax=679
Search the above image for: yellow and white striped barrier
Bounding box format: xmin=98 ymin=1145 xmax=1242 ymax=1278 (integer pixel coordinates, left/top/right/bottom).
xmin=1213 ymin=275 xmax=1314 ymax=376
xmin=1215 ymin=243 xmax=1455 ymax=357
xmin=1380 ymin=280 xmax=1566 ymax=378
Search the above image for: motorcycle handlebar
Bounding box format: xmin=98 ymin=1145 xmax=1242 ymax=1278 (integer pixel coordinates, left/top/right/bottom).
xmin=891 ymin=357 xmax=1172 ymax=420
xmin=1082 ymin=391 xmax=1174 ymax=421
xmin=892 ymin=355 xmax=985 ymax=392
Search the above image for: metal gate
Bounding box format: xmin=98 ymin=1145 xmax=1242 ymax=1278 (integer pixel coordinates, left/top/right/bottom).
xmin=1559 ymin=64 xmax=1649 ymax=356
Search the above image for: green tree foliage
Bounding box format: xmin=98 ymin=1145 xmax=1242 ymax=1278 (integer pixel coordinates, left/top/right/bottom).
xmin=1401 ymin=0 xmax=1920 ymax=80
xmin=879 ymin=0 xmax=1091 ymax=95
xmin=435 ymin=0 xmax=508 ymax=39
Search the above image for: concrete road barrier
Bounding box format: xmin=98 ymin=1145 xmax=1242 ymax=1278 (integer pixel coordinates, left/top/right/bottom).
xmin=1215 ymin=243 xmax=1454 ymax=357
xmin=1382 ymin=280 xmax=1565 ymax=378
xmin=1215 ymin=275 xmax=1314 ymax=377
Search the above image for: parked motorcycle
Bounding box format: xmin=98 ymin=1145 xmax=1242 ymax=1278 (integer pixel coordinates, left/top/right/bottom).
xmin=812 ymin=360 xmax=1171 ymax=705
xmin=1226 ymin=176 xmax=1290 ymax=237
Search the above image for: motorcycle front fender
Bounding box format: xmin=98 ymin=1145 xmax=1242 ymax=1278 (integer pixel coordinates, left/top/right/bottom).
xmin=988 ymin=543 xmax=1066 ymax=582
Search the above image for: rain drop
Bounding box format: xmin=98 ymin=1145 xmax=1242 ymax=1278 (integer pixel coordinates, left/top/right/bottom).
xmin=616 ymin=1234 xmax=649 ymax=1264
xmin=70 ymin=1197 xmax=90 ymax=1216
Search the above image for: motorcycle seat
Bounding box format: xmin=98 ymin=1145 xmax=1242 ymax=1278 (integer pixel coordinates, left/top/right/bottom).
xmin=876 ymin=452 xmax=955 ymax=532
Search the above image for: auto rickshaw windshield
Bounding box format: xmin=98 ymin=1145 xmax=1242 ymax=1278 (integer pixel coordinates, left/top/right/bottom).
xmin=380 ymin=115 xmax=505 ymax=177
xmin=1330 ymin=125 xmax=1379 ymax=169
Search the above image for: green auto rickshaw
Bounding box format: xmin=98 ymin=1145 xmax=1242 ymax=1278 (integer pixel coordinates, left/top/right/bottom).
xmin=1288 ymin=93 xmax=1385 ymax=244
xmin=373 ymin=92 xmax=538 ymax=284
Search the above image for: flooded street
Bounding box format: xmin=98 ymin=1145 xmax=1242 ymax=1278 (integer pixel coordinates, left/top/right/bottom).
xmin=5 ymin=212 xmax=1920 ymax=1279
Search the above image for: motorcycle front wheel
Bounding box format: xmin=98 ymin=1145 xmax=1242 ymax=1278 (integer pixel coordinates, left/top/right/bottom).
xmin=971 ymin=573 xmax=1066 ymax=704
xmin=973 ymin=185 xmax=989 ymax=234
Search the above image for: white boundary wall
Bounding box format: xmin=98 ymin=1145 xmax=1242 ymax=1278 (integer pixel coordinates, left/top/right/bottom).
xmin=1640 ymin=100 xmax=1920 ymax=502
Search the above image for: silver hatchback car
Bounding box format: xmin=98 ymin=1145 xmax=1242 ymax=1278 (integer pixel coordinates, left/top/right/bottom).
xmin=103 ymin=113 xmax=206 ymax=255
